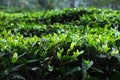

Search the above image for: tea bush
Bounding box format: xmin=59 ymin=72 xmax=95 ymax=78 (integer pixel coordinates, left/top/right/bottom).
xmin=0 ymin=7 xmax=120 ymax=80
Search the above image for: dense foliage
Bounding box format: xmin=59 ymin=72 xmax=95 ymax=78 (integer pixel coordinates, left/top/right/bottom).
xmin=0 ymin=8 xmax=120 ymax=80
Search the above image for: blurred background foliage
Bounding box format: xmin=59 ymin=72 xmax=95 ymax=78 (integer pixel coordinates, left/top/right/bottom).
xmin=0 ymin=0 xmax=120 ymax=12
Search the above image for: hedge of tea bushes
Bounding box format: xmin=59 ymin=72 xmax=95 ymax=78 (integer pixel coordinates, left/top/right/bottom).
xmin=0 ymin=8 xmax=120 ymax=80
xmin=0 ymin=8 xmax=120 ymax=28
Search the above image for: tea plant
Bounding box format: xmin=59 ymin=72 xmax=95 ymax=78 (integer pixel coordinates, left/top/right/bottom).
xmin=0 ymin=7 xmax=120 ymax=80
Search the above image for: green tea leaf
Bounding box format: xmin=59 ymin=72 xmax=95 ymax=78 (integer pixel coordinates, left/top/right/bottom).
xmin=82 ymin=60 xmax=93 ymax=70
xmin=12 ymin=52 xmax=18 ymax=64
xmin=57 ymin=52 xmax=62 ymax=60
xmin=11 ymin=64 xmax=24 ymax=72
xmin=82 ymin=59 xmax=93 ymax=80
xmin=70 ymin=42 xmax=75 ymax=49
xmin=62 ymin=55 xmax=72 ymax=61
xmin=66 ymin=66 xmax=81 ymax=75
xmin=27 ymin=59 xmax=38 ymax=63
xmin=73 ymin=50 xmax=84 ymax=58
xmin=48 ymin=65 xmax=54 ymax=72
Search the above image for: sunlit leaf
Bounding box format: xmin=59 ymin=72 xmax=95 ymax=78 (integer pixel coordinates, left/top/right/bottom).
xmin=73 ymin=50 xmax=84 ymax=58
xmin=57 ymin=52 xmax=62 ymax=60
xmin=70 ymin=42 xmax=75 ymax=49
xmin=12 ymin=52 xmax=18 ymax=64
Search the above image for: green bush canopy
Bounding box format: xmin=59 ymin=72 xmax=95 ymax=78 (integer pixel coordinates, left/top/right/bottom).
xmin=0 ymin=7 xmax=120 ymax=80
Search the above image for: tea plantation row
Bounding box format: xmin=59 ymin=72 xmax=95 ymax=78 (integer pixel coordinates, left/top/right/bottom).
xmin=0 ymin=8 xmax=120 ymax=80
